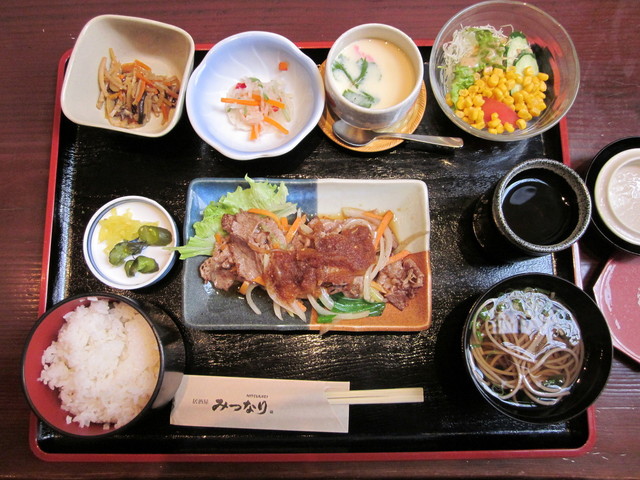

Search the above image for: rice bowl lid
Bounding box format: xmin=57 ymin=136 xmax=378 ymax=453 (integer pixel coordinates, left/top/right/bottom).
xmin=22 ymin=293 xmax=165 ymax=438
xmin=83 ymin=196 xmax=179 ymax=290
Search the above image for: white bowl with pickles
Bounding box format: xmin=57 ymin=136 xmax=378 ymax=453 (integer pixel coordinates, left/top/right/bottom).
xmin=83 ymin=196 xmax=179 ymax=290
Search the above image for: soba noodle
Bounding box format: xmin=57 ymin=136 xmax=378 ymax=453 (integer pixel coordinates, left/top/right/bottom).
xmin=468 ymin=289 xmax=584 ymax=407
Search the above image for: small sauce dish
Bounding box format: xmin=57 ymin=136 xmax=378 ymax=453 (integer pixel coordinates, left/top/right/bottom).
xmin=83 ymin=196 xmax=179 ymax=290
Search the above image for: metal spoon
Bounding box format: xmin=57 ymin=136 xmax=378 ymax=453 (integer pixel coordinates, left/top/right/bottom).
xmin=333 ymin=119 xmax=463 ymax=148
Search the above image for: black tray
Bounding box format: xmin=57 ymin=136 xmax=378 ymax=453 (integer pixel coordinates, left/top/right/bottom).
xmin=33 ymin=44 xmax=593 ymax=461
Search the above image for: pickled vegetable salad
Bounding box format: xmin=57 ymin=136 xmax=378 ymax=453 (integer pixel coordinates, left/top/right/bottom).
xmin=221 ymin=77 xmax=292 ymax=140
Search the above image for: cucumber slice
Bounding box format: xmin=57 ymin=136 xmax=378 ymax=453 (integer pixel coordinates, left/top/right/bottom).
xmin=511 ymin=52 xmax=540 ymax=93
xmin=505 ymin=32 xmax=531 ymax=67
xmin=514 ymin=52 xmax=539 ymax=75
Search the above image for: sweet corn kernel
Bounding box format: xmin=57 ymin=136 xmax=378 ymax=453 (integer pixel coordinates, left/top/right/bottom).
xmin=516 ymin=119 xmax=527 ymax=129
xmin=504 ymin=122 xmax=515 ymax=133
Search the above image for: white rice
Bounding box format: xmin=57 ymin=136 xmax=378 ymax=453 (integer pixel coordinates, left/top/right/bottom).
xmin=39 ymin=298 xmax=160 ymax=429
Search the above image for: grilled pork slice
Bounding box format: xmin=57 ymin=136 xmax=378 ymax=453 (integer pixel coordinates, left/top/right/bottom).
xmin=376 ymin=257 xmax=425 ymax=310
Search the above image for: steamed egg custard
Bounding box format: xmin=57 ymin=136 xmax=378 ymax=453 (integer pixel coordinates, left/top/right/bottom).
xmin=331 ymin=39 xmax=415 ymax=109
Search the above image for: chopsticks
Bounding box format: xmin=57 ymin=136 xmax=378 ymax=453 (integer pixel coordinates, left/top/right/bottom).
xmin=325 ymin=387 xmax=424 ymax=405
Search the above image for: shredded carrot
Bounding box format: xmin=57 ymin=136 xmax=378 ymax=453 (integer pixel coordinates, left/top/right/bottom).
xmin=387 ymin=249 xmax=411 ymax=265
xmin=239 ymin=281 xmax=251 ymax=295
xmin=214 ymin=233 xmax=224 ymax=244
xmin=250 ymin=123 xmax=261 ymax=140
xmin=294 ymin=300 xmax=307 ymax=312
xmin=134 ymin=59 xmax=152 ymax=71
xmin=279 ymin=61 xmax=289 ymax=71
xmin=121 ymin=62 xmax=135 ymax=73
xmin=247 ymin=208 xmax=282 ymax=225
xmin=221 ymin=97 xmax=260 ymax=107
xmin=280 ymin=217 xmax=290 ymax=230
xmin=135 ymin=71 xmax=152 ymax=85
xmin=251 ymin=93 xmax=263 ymax=103
xmin=163 ymin=87 xmax=180 ymax=99
xmin=266 ymin=98 xmax=286 ymax=110
xmin=160 ymin=103 xmax=170 ymax=125
xmin=263 ymin=115 xmax=289 ymax=134
xmin=253 ymin=275 xmax=265 ymax=286
xmin=374 ymin=210 xmax=394 ymax=249
xmin=285 ymin=214 xmax=306 ymax=243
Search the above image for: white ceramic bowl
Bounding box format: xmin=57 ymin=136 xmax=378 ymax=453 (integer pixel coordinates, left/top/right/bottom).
xmin=83 ymin=196 xmax=179 ymax=290
xmin=324 ymin=23 xmax=424 ymax=130
xmin=186 ymin=31 xmax=325 ymax=161
xmin=429 ymin=1 xmax=579 ymax=141
xmin=61 ymin=14 xmax=194 ymax=137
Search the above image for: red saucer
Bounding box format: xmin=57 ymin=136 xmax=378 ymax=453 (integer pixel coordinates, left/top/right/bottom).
xmin=593 ymin=253 xmax=640 ymax=363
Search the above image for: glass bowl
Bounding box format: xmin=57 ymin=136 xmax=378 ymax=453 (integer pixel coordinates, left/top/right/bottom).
xmin=429 ymin=0 xmax=579 ymax=142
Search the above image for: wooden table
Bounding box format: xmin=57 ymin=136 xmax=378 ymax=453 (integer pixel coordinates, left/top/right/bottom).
xmin=2 ymin=1 xmax=638 ymax=478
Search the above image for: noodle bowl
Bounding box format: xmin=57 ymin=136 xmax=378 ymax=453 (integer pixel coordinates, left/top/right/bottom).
xmin=468 ymin=289 xmax=584 ymax=407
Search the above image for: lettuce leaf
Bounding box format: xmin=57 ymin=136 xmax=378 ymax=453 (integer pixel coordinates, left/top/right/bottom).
xmin=449 ymin=65 xmax=475 ymax=104
xmin=174 ymin=176 xmax=297 ymax=259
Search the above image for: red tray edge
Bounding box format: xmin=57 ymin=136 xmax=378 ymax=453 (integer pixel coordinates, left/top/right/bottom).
xmin=31 ymin=41 xmax=596 ymax=463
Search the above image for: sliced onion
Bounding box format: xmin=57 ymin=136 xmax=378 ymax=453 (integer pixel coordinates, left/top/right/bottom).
xmin=307 ymin=295 xmax=336 ymax=316
xmin=318 ymin=288 xmax=335 ymax=310
xmin=244 ymin=283 xmax=262 ymax=315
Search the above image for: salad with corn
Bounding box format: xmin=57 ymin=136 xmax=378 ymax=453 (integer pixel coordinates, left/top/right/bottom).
xmin=442 ymin=25 xmax=549 ymax=134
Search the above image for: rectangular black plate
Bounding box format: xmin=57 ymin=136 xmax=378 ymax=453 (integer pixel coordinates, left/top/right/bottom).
xmin=34 ymin=45 xmax=591 ymax=461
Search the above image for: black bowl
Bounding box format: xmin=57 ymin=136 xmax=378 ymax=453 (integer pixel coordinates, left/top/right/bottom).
xmin=585 ymin=136 xmax=640 ymax=255
xmin=463 ymin=273 xmax=612 ymax=424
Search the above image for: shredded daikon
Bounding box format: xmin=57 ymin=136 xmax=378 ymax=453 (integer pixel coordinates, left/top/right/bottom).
xmin=221 ymin=76 xmax=292 ymax=140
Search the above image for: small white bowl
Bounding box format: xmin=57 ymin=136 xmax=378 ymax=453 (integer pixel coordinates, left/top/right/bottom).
xmin=61 ymin=14 xmax=195 ymax=137
xmin=186 ymin=31 xmax=325 ymax=161
xmin=324 ymin=23 xmax=424 ymax=130
xmin=594 ymin=148 xmax=640 ymax=246
xmin=83 ymin=196 xmax=179 ymax=290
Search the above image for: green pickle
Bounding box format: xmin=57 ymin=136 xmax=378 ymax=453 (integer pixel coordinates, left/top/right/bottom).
xmin=124 ymin=256 xmax=159 ymax=277
xmin=108 ymin=240 xmax=145 ymax=266
xmin=107 ymin=224 xmax=171 ymax=276
xmin=138 ymin=225 xmax=172 ymax=246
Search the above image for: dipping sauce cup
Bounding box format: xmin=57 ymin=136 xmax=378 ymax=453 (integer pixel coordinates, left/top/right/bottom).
xmin=473 ymin=158 xmax=592 ymax=260
xmin=324 ymin=23 xmax=423 ymax=130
